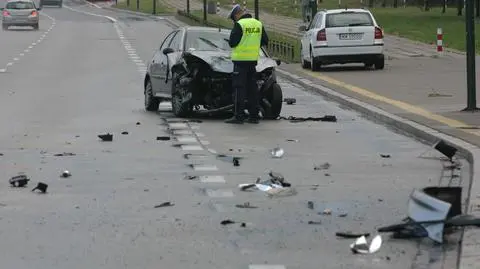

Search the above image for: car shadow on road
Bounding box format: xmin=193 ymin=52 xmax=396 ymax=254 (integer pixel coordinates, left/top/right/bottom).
xmin=3 ymin=28 xmax=36 ymax=31
xmin=317 ymin=64 xmax=376 ymax=73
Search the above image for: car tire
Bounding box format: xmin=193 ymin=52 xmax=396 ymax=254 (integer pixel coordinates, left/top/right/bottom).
xmin=171 ymin=72 xmax=193 ymax=117
xmin=374 ymin=55 xmax=385 ymax=70
xmin=144 ymin=79 xmax=160 ymax=111
xmin=33 ymin=23 xmax=39 ymax=30
xmin=263 ymin=83 xmax=283 ymax=120
xmin=301 ymin=48 xmax=310 ymax=69
xmin=310 ymin=49 xmax=320 ymax=71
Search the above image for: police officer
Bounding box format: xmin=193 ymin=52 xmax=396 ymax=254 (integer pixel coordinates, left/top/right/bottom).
xmin=225 ymin=4 xmax=268 ymax=124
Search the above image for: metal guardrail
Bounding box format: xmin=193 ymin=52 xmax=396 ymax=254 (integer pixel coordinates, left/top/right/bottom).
xmin=177 ymin=10 xmax=299 ymax=63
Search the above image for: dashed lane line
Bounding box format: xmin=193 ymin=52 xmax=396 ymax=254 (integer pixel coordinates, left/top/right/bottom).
xmin=0 ymin=12 xmax=55 ymax=73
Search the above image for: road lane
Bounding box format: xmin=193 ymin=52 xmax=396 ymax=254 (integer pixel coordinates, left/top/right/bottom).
xmin=0 ymin=12 xmax=54 ymax=72
xmin=0 ymin=2 xmax=469 ymax=269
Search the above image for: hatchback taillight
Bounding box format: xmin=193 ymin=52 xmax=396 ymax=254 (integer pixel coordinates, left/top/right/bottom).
xmin=374 ymin=27 xmax=383 ymax=39
xmin=2 ymin=10 xmax=10 ymax=16
xmin=317 ymin=29 xmax=326 ymax=41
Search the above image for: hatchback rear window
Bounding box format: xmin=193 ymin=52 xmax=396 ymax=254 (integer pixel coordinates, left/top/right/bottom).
xmin=325 ymin=12 xmax=373 ymax=28
xmin=6 ymin=1 xmax=34 ymax=9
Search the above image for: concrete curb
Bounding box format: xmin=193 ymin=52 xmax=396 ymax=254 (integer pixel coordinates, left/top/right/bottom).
xmin=275 ymin=68 xmax=480 ymax=269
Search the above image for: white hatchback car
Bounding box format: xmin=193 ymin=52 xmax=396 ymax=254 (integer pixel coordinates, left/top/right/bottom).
xmin=299 ymin=8 xmax=385 ymax=71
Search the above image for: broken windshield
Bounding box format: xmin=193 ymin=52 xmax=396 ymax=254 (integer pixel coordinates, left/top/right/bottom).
xmin=185 ymin=30 xmax=266 ymax=56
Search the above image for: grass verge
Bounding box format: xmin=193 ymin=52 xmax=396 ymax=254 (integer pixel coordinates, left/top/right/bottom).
xmin=114 ymin=0 xmax=174 ymax=14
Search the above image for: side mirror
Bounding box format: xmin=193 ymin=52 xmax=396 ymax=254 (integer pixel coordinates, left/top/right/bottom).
xmin=275 ymin=59 xmax=281 ymax=66
xmin=162 ymin=47 xmax=174 ymax=55
xmin=298 ymin=25 xmax=307 ymax=32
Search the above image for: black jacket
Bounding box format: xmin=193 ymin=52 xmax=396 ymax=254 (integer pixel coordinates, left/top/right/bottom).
xmin=228 ymin=13 xmax=269 ymax=64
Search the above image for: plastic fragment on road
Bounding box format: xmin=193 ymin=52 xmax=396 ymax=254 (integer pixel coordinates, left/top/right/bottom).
xmin=54 ymin=152 xmax=76 ymax=156
xmin=350 ymin=235 xmax=382 ymax=254
xmin=336 ymin=231 xmax=371 ymax=238
xmin=154 ymin=202 xmax=174 ymax=208
xmin=9 ymin=174 xmax=30 ymax=187
xmin=98 ymin=133 xmax=113 ymax=142
xmin=221 ymin=219 xmax=235 ymax=225
xmin=157 ymin=136 xmax=171 ymax=141
xmin=283 ymin=98 xmax=297 ymax=105
xmin=278 ymin=115 xmax=338 ymax=123
xmin=380 ymin=154 xmax=391 ymax=158
xmin=271 ymin=147 xmax=284 ymax=158
xmin=121 ymin=131 xmax=129 ymax=135
xmin=60 ymin=170 xmax=71 ymax=178
xmin=32 ymin=182 xmax=48 ymax=193
xmin=314 ymin=162 xmax=331 ymax=170
xmin=236 ymin=202 xmax=258 ymax=209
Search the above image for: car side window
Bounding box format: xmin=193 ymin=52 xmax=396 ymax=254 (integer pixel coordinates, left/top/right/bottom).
xmin=160 ymin=31 xmax=175 ymax=51
xmin=169 ymin=31 xmax=181 ymax=51
xmin=308 ymin=13 xmax=319 ymax=30
xmin=315 ymin=14 xmax=324 ymax=28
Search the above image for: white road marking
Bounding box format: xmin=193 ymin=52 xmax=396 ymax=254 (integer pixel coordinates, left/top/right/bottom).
xmin=13 ymin=58 xmax=19 ymax=61
xmin=181 ymin=145 xmax=204 ymax=151
xmin=205 ymin=189 xmax=235 ymax=197
xmin=190 ymin=164 xmax=218 ymax=171
xmin=63 ymin=4 xmax=117 ymax=22
xmin=28 ymin=46 xmax=33 ymax=49
xmin=19 ymin=53 xmax=24 ymax=56
xmin=32 ymin=42 xmax=36 ymax=45
xmin=25 ymin=49 xmax=30 ymax=52
xmin=0 ymin=69 xmax=6 ymax=73
xmin=199 ymin=175 xmax=226 ymax=183
xmin=169 ymin=123 xmax=189 ymax=129
xmin=6 ymin=63 xmax=13 ymax=66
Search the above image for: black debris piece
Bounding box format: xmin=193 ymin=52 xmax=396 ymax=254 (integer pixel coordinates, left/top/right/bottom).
xmin=236 ymin=202 xmax=258 ymax=209
xmin=308 ymin=221 xmax=322 ymax=225
xmin=154 ymin=202 xmax=174 ymax=208
xmin=60 ymin=171 xmax=71 ymax=178
xmin=240 ymin=184 xmax=256 ymax=191
xmin=286 ymin=139 xmax=299 ymax=142
xmin=279 ymin=115 xmax=337 ymax=123
xmin=221 ymin=219 xmax=235 ymax=225
xmin=121 ymin=131 xmax=129 ymax=135
xmin=189 ymin=119 xmax=203 ymax=123
xmin=0 ymin=153 xmax=3 ymax=156
xmin=314 ymin=162 xmax=331 ymax=170
xmin=233 ymin=157 xmax=240 ymax=166
xmin=324 ymin=173 xmax=331 ymax=177
xmin=32 ymin=182 xmax=48 ymax=193
xmin=136 ymin=122 xmax=141 ymax=125
xmin=98 ymin=133 xmax=113 ymax=142
xmin=336 ymin=231 xmax=371 ymax=238
xmin=183 ymin=175 xmax=198 ymax=180
xmin=307 ymin=201 xmax=314 ymax=209
xmin=157 ymin=136 xmax=171 ymax=141
xmin=9 ymin=174 xmax=30 ymax=187
xmin=54 ymin=152 xmax=76 ymax=156
xmin=267 ymin=171 xmax=291 ymax=187
xmin=338 ymin=213 xmax=348 ymax=217
xmin=240 ymin=222 xmax=246 ymax=227
xmin=380 ymin=154 xmax=391 ymax=158
xmin=283 ymin=98 xmax=297 ymax=105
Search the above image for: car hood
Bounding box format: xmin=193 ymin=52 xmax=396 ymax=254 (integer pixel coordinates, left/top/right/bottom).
xmin=185 ymin=50 xmax=277 ymax=73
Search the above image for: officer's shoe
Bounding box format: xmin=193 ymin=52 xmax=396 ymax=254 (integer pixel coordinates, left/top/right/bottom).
xmin=247 ymin=117 xmax=259 ymax=124
xmin=225 ymin=116 xmax=244 ymax=124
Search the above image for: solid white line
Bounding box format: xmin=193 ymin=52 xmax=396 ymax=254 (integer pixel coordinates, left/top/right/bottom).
xmin=32 ymin=42 xmax=36 ymax=45
xmin=13 ymin=58 xmax=19 ymax=61
xmin=0 ymin=69 xmax=6 ymax=73
xmin=63 ymin=4 xmax=117 ymax=22
xmin=6 ymin=63 xmax=13 ymax=66
xmin=24 ymin=49 xmax=29 ymax=52
xmin=19 ymin=53 xmax=24 ymax=56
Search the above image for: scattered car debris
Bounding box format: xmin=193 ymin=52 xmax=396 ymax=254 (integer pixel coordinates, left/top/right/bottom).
xmin=240 ymin=222 xmax=247 ymax=227
xmin=32 ymin=182 xmax=48 ymax=193
xmin=307 ymin=201 xmax=314 ymax=209
xmin=183 ymin=175 xmax=198 ymax=180
xmin=154 ymin=202 xmax=174 ymax=208
xmin=314 ymin=162 xmax=331 ymax=170
xmin=233 ymin=158 xmax=240 ymax=166
xmin=286 ymin=139 xmax=299 ymax=142
xmin=60 ymin=171 xmax=71 ymax=178
xmin=9 ymin=174 xmax=29 ymax=187
xmin=271 ymin=147 xmax=284 ymax=158
xmin=322 ymin=209 xmax=332 ymax=215
xmin=98 ymin=133 xmax=113 ymax=141
xmin=157 ymin=136 xmax=171 ymax=141
xmin=236 ymin=202 xmax=258 ymax=209
xmin=238 ymin=172 xmax=295 ymax=197
xmin=54 ymin=152 xmax=76 ymax=156
xmin=238 ymin=183 xmax=256 ymax=191
xmin=121 ymin=131 xmax=129 ymax=135
xmin=324 ymin=173 xmax=331 ymax=177
xmin=380 ymin=154 xmax=391 ymax=158
xmin=338 ymin=213 xmax=348 ymax=217
xmin=221 ymin=219 xmax=236 ymax=225
xmin=278 ymin=115 xmax=337 ymax=123
xmin=378 ymin=186 xmax=480 ymax=243
xmin=266 ymin=187 xmax=297 ymax=197
xmin=336 ymin=231 xmax=371 ymax=238
xmin=216 ymin=154 xmax=242 ymax=166
xmin=350 ymin=235 xmax=382 ymax=254
xmin=136 ymin=122 xmax=141 ymax=125
xmin=308 ymin=221 xmax=322 ymax=225
xmin=283 ymin=98 xmax=296 ymax=105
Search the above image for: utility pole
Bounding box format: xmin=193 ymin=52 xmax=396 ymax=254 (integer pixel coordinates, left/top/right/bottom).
xmin=203 ymin=0 xmax=207 ymax=22
xmin=464 ymin=0 xmax=478 ymax=111
xmin=187 ymin=0 xmax=190 ymax=14
xmin=254 ymin=0 xmax=259 ymax=19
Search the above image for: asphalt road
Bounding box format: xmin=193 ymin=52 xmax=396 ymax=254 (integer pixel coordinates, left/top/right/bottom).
xmin=0 ymin=2 xmax=469 ymax=268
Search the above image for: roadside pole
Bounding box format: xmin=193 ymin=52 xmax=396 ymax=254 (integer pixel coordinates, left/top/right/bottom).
xmin=136 ymin=0 xmax=139 ymax=11
xmin=464 ymin=0 xmax=478 ymax=111
xmin=254 ymin=0 xmax=258 ymax=19
xmin=187 ymin=0 xmax=190 ymax=14
xmin=152 ymin=0 xmax=156 ymax=14
xmin=203 ymin=0 xmax=207 ymax=22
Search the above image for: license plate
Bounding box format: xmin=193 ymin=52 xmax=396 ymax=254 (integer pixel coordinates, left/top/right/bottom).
xmin=339 ymin=33 xmax=363 ymax=40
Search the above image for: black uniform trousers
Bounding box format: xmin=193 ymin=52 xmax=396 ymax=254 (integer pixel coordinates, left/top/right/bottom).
xmin=232 ymin=62 xmax=259 ymax=119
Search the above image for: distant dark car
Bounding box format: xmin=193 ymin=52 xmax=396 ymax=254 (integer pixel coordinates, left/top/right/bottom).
xmin=143 ymin=26 xmax=283 ymax=119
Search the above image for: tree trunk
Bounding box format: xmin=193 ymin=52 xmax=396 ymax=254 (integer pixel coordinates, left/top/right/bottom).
xmin=457 ymin=0 xmax=463 ymax=16
xmin=424 ymin=0 xmax=430 ymax=10
xmin=476 ymin=0 xmax=479 ymax=17
xmin=394 ymin=0 xmax=398 ymax=7
xmin=442 ymin=0 xmax=446 ymax=13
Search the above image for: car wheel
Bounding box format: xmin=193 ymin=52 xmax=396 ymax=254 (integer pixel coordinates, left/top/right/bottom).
xmin=171 ymin=72 xmax=193 ymax=117
xmin=374 ymin=55 xmax=385 ymax=70
xmin=144 ymin=79 xmax=160 ymax=111
xmin=301 ymin=48 xmax=310 ymax=69
xmin=310 ymin=49 xmax=320 ymax=71
xmin=262 ymin=83 xmax=283 ymax=120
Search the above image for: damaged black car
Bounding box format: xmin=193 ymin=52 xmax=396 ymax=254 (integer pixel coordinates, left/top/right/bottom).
xmin=143 ymin=26 xmax=283 ymax=119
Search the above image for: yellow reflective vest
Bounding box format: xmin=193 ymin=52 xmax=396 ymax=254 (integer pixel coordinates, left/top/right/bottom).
xmin=231 ymin=18 xmax=262 ymax=61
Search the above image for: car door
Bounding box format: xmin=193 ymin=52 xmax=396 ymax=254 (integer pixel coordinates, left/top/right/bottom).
xmin=301 ymin=13 xmax=319 ymax=59
xmin=160 ymin=29 xmax=183 ymax=95
xmin=150 ymin=31 xmax=175 ymax=95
